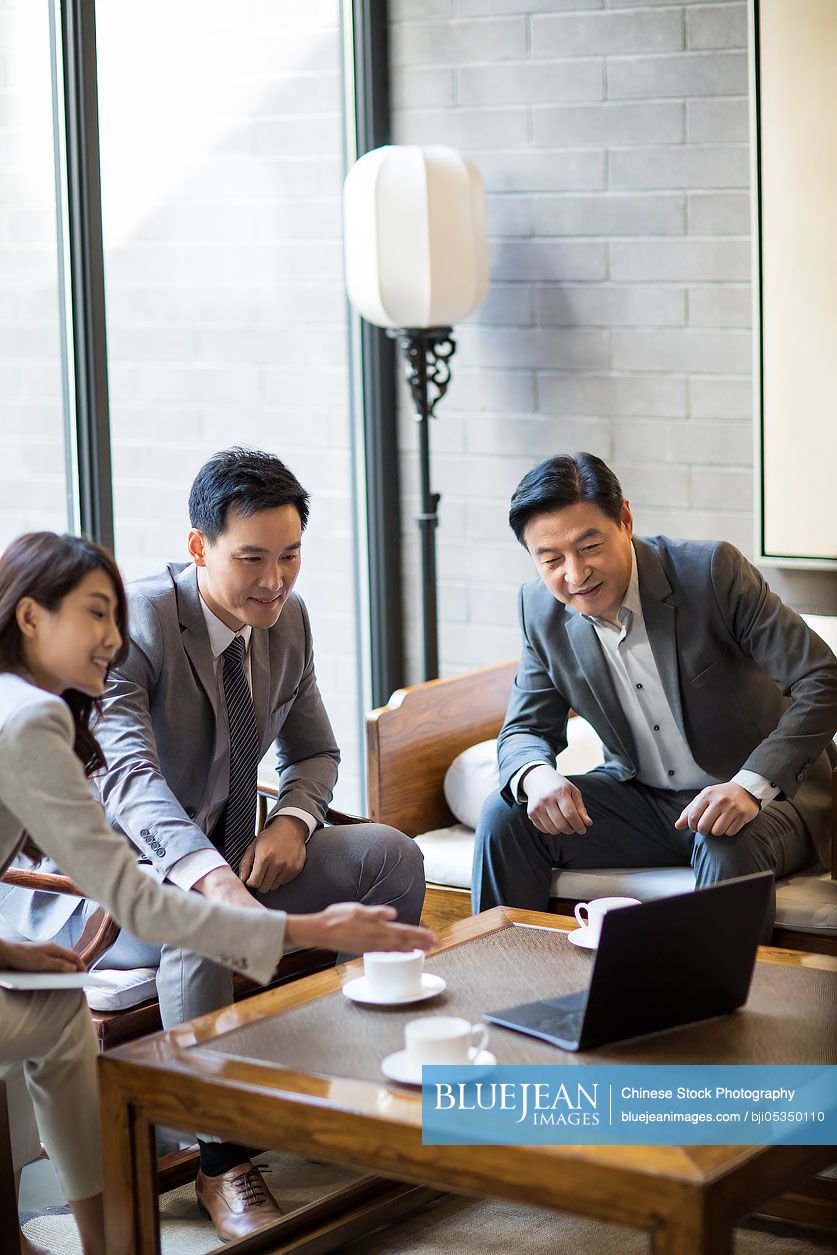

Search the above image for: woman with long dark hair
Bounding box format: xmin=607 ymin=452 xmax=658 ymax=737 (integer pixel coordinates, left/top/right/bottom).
xmin=0 ymin=532 xmax=432 ymax=1255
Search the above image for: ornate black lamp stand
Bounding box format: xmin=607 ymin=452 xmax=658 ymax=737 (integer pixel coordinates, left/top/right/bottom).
xmin=387 ymin=326 xmax=456 ymax=681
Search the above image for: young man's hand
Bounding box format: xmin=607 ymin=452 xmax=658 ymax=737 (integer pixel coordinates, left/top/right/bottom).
xmin=239 ymin=813 xmax=308 ymax=893
xmin=675 ymin=782 xmax=759 ymax=836
xmin=0 ymin=938 xmax=86 ymax=973
xmin=285 ymin=903 xmax=435 ymax=955
xmin=193 ymin=866 xmax=263 ymax=910
xmin=523 ymin=764 xmax=593 ymax=835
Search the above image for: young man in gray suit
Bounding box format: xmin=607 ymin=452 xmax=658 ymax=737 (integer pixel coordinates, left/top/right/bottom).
xmin=473 ymin=453 xmax=837 ymax=938
xmin=4 ymin=448 xmax=425 ymax=1240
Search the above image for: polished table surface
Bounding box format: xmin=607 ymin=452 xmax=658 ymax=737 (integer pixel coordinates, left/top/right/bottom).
xmin=99 ymin=908 xmax=837 ymax=1255
xmin=200 ymin=917 xmax=836 ymax=1076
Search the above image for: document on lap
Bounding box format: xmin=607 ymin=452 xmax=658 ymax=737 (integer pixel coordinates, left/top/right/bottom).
xmin=0 ymin=970 xmax=114 ymax=991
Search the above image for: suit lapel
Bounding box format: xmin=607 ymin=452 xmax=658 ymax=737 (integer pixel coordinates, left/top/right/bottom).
xmin=174 ymin=564 xmax=220 ymax=718
xmin=634 ymin=538 xmax=687 ymax=741
xmin=565 ymin=611 xmax=636 ymax=763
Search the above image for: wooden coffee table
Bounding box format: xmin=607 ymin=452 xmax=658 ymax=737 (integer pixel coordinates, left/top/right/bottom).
xmin=99 ymin=909 xmax=837 ymax=1254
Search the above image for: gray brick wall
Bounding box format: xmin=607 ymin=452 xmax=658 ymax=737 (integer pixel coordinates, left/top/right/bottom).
xmin=390 ymin=0 xmax=763 ymax=679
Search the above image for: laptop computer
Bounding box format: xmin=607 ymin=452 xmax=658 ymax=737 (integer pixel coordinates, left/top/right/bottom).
xmin=484 ymin=871 xmax=773 ymax=1052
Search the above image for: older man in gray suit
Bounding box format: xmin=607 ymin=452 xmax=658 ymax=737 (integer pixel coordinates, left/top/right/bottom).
xmin=473 ymin=453 xmax=837 ymax=939
xmin=3 ymin=447 xmax=424 ymax=1240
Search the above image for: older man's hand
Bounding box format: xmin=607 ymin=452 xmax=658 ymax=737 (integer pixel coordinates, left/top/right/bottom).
xmin=674 ymin=782 xmax=759 ymax=837
xmin=523 ymin=764 xmax=593 ymax=836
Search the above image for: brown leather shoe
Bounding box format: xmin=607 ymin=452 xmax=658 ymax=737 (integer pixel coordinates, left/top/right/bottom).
xmin=196 ymin=1162 xmax=284 ymax=1241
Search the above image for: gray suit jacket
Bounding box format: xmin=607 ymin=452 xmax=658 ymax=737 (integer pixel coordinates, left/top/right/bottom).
xmin=0 ymin=673 xmax=285 ymax=983
xmin=499 ymin=537 xmax=837 ymax=866
xmin=1 ymin=562 xmax=339 ymax=940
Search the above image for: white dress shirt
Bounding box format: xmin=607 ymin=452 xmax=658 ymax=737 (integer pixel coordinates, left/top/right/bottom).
xmin=514 ymin=545 xmax=779 ymax=807
xmin=167 ymin=591 xmax=316 ymax=891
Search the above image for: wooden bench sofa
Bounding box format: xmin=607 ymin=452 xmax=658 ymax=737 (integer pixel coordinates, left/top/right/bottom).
xmin=366 ymin=661 xmax=837 ymax=955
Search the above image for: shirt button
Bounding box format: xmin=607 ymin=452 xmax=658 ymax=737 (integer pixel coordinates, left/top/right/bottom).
xmin=636 ymin=683 xmax=643 ymax=689
xmin=653 ymin=724 xmax=660 ymax=732
xmin=668 ymin=770 xmax=675 ymax=777
xmin=140 ymin=828 xmax=149 ymax=837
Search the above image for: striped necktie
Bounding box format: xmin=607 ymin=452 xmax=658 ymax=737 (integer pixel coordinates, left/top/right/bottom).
xmin=220 ymin=635 xmax=259 ymax=873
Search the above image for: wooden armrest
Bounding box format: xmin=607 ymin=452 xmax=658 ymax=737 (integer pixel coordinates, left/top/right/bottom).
xmin=0 ymin=868 xmax=85 ymax=897
xmin=0 ymin=869 xmax=121 ymax=967
xmin=325 ymin=807 xmax=368 ymax=826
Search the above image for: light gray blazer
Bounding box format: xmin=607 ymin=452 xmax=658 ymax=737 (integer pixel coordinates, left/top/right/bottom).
xmin=499 ymin=537 xmax=837 ymax=866
xmin=1 ymin=562 xmax=339 ymax=941
xmin=0 ymin=673 xmax=285 ymax=984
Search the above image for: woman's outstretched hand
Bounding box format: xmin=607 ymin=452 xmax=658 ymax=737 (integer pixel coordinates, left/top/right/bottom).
xmin=284 ymin=903 xmax=435 ymax=955
xmin=0 ymin=938 xmax=87 ymax=973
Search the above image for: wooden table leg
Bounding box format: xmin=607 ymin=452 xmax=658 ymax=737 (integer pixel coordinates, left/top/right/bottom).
xmin=650 ymin=1194 xmax=733 ymax=1255
xmin=99 ymin=1060 xmax=160 ymax=1255
xmin=650 ymin=1224 xmax=732 ymax=1255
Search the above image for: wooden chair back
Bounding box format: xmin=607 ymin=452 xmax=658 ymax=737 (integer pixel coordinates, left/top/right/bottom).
xmin=366 ymin=661 xmax=517 ymax=836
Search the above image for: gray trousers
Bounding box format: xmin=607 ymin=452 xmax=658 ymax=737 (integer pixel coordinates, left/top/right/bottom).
xmin=472 ymin=770 xmax=818 ymax=941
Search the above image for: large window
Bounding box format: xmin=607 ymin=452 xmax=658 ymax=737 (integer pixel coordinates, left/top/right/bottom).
xmin=1 ymin=1 xmax=377 ymax=810
xmin=95 ymin=1 xmax=364 ymax=807
xmin=0 ymin=0 xmax=75 ymax=549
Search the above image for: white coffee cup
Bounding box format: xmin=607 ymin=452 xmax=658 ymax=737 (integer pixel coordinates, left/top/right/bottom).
xmin=363 ymin=949 xmax=425 ymax=998
xmin=573 ymin=896 xmax=641 ymax=944
xmin=403 ymin=1015 xmax=489 ymax=1066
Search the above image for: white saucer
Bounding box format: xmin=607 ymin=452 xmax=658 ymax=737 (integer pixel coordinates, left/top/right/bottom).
xmin=342 ymin=973 xmax=446 ymax=1006
xmin=567 ymin=927 xmax=598 ymax=951
xmin=381 ymin=1048 xmax=497 ymax=1086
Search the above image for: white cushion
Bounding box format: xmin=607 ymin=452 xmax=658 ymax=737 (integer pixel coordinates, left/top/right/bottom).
xmin=443 ymin=718 xmax=604 ymax=830
xmin=551 ymin=866 xmax=695 ymax=901
xmin=415 ymin=823 xmax=481 ymax=889
xmin=84 ymin=966 xmax=158 ymax=1012
xmin=773 ymin=870 xmax=837 ymax=935
xmin=442 ymin=743 xmax=499 ymax=831
xmin=417 ymin=825 xmax=837 ymax=936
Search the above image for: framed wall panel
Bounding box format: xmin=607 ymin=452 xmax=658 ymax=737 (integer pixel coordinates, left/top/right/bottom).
xmin=753 ymin=0 xmax=837 ymax=568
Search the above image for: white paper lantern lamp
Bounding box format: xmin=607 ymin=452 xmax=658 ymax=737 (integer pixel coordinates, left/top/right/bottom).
xmin=344 ymin=144 xmax=488 ymax=329
xmin=343 ymin=145 xmax=489 ymax=680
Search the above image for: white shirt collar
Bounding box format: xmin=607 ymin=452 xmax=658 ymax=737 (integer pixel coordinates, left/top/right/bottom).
xmin=620 ymin=542 xmax=641 ymax=618
xmin=196 ymin=572 xmax=252 ymax=660
xmin=583 ymin=541 xmax=640 ymax=629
